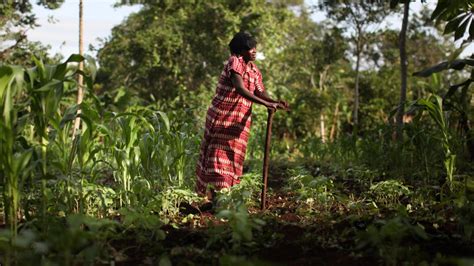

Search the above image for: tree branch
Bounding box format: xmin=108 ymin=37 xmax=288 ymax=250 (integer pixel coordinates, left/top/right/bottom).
xmin=0 ymin=31 xmax=27 ymax=60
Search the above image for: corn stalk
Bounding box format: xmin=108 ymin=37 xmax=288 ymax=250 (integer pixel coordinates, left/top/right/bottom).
xmin=0 ymin=65 xmax=32 ymax=236
xmin=409 ymin=94 xmax=456 ymax=191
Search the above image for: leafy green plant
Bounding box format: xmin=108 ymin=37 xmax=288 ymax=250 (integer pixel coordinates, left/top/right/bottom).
xmin=0 ymin=214 xmax=117 ymax=266
xmin=408 ymin=94 xmax=457 ymax=191
xmin=0 ymin=65 xmax=32 ymax=237
xmin=356 ymin=214 xmax=429 ymax=266
xmin=49 ymin=178 xmax=116 ymax=218
xmin=286 ymin=167 xmax=335 ymax=208
xmin=369 ymin=179 xmax=411 ymax=207
xmin=99 ymin=111 xmax=154 ymax=206
xmin=215 ymin=204 xmax=265 ymax=250
xmin=119 ymin=207 xmax=166 ymax=242
xmin=138 ymin=109 xmax=199 ymax=189
xmin=209 ymin=189 xmax=265 ymax=251
xmin=158 ymin=187 xmax=200 ymax=218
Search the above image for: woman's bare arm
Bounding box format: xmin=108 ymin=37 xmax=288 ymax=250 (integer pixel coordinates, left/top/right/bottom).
xmin=230 ymin=72 xmax=278 ymax=110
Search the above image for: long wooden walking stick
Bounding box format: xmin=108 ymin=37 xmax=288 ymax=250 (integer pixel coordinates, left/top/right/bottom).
xmin=261 ymin=108 xmax=275 ymax=210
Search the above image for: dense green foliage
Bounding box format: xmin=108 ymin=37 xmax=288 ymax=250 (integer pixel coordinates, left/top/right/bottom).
xmin=0 ymin=0 xmax=473 ymax=265
xmin=97 ymin=0 xmax=298 ymax=102
xmin=0 ymin=1 xmax=64 ymax=65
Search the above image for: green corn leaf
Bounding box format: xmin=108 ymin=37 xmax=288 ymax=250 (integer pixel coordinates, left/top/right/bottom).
xmin=157 ymin=111 xmax=170 ymax=132
xmin=32 ymin=56 xmax=46 ymax=82
xmin=85 ymin=55 xmax=97 ymax=81
xmin=11 ymin=151 xmax=32 ymax=177
xmin=52 ymin=60 xmax=71 ymax=80
xmin=59 ymin=104 xmax=80 ymax=128
xmin=65 ymin=54 xmax=85 ymax=63
xmin=0 ymin=66 xmax=14 ymax=109
xmin=25 ymin=67 xmax=37 ymax=89
xmin=34 ymin=79 xmax=62 ymax=92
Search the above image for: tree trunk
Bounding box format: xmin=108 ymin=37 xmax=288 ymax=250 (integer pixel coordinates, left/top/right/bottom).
xmin=395 ymin=0 xmax=410 ymax=141
xmin=353 ymin=47 xmax=361 ymax=131
xmin=330 ymin=101 xmax=340 ymax=142
xmin=73 ymin=0 xmax=84 ymax=137
xmin=319 ymin=67 xmax=329 ymax=143
xmin=320 ymin=113 xmax=326 ymax=143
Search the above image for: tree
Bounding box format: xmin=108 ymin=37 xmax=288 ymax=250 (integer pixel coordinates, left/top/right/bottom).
xmin=318 ymin=1 xmax=388 ymax=131
xmin=394 ymin=0 xmax=410 ymax=141
xmin=96 ymin=0 xmax=300 ymax=102
xmin=0 ymin=1 xmax=64 ymax=64
xmin=73 ymin=0 xmax=84 ymax=137
xmin=269 ymin=9 xmax=348 ymax=140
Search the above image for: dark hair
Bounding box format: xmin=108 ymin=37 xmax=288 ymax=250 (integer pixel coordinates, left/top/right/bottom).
xmin=228 ymin=31 xmax=257 ymax=55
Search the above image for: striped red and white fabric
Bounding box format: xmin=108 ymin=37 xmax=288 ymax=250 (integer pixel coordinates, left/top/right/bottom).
xmin=196 ymin=55 xmax=265 ymax=194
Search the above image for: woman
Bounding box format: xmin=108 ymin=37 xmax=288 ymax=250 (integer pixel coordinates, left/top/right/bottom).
xmin=196 ymin=32 xmax=288 ymax=202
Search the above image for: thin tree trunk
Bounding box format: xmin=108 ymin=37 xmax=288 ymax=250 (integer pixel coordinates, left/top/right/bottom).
xmin=330 ymin=101 xmax=340 ymax=142
xmin=396 ymin=0 xmax=410 ymax=141
xmin=320 ymin=113 xmax=326 ymax=143
xmin=353 ymin=48 xmax=361 ymax=131
xmin=319 ymin=67 xmax=329 ymax=143
xmin=73 ymin=0 xmax=84 ymax=137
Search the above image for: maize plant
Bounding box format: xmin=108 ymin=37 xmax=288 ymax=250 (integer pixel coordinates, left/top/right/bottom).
xmin=409 ymin=94 xmax=456 ymax=191
xmin=101 ymin=111 xmax=154 ymax=207
xmin=0 ymin=65 xmax=32 ymax=236
xmin=0 ymin=55 xmax=95 ymax=237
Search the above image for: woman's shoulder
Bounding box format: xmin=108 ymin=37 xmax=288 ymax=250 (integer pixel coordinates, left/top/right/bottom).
xmin=227 ymin=55 xmax=244 ymax=65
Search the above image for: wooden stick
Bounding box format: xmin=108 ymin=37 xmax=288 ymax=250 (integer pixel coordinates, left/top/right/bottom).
xmin=261 ymin=109 xmax=275 ymax=210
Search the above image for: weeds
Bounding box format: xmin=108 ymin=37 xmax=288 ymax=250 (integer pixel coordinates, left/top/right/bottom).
xmin=369 ymin=179 xmax=411 ymax=207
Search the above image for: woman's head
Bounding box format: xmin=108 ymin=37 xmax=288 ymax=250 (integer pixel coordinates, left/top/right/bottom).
xmin=229 ymin=32 xmax=257 ymax=60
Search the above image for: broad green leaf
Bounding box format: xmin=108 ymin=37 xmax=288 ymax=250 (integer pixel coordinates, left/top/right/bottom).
xmin=454 ymin=15 xmax=470 ymax=40
xmin=59 ymin=104 xmax=81 ymax=128
xmin=34 ymin=79 xmax=62 ymax=92
xmin=65 ymin=54 xmax=85 ymax=63
xmin=413 ymin=59 xmax=474 ymax=77
xmin=52 ymin=61 xmax=69 ymax=80
xmin=0 ymin=66 xmax=14 ymax=105
xmin=443 ymin=14 xmax=466 ymax=35
xmin=32 ymin=56 xmax=46 ymax=81
xmin=157 ymin=111 xmax=170 ymax=132
xmin=85 ymin=55 xmax=97 ymax=81
xmin=25 ymin=67 xmax=37 ymax=89
xmin=470 ymin=16 xmax=474 ymax=38
xmin=11 ymin=151 xmax=32 ymax=177
xmin=431 ymin=0 xmax=448 ymax=20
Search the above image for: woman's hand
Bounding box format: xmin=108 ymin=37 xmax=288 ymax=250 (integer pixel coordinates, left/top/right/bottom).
xmin=265 ymin=101 xmax=279 ymax=111
xmin=277 ymin=100 xmax=289 ymax=110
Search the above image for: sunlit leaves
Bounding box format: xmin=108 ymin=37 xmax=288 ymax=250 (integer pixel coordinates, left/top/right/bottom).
xmin=431 ymin=0 xmax=474 ymax=41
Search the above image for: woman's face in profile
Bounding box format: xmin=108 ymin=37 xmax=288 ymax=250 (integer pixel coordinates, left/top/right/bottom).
xmin=242 ymin=47 xmax=257 ymax=62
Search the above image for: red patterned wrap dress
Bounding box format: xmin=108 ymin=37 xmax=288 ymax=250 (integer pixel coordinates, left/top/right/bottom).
xmin=196 ymin=55 xmax=266 ymax=194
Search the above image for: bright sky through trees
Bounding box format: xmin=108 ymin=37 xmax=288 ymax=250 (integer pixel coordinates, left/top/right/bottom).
xmin=29 ymin=0 xmax=472 ymax=58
